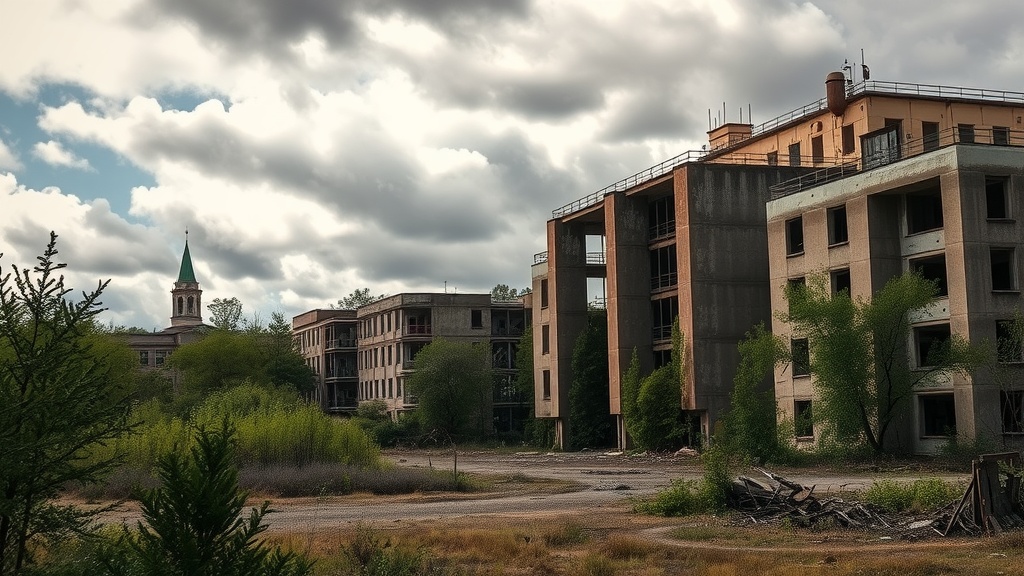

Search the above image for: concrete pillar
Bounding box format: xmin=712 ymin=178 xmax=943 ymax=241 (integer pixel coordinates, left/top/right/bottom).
xmin=605 ymin=192 xmax=654 ymax=449
xmin=547 ymin=218 xmax=589 ymax=448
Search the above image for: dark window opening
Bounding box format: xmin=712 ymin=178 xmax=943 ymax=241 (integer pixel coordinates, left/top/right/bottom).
xmin=767 ymin=151 xmax=778 ymax=166
xmin=811 ymin=135 xmax=824 ymax=164
xmin=991 ymin=248 xmax=1017 ymax=291
xmin=542 ymin=370 xmax=551 ymax=400
xmin=994 ymin=126 xmax=1010 ymax=146
xmin=541 ymin=324 xmax=550 ymax=355
xmin=788 ymin=142 xmax=801 ymax=167
xmin=915 ymin=324 xmax=951 ymax=368
xmin=862 ymin=126 xmax=901 ymax=169
xmin=651 ymin=297 xmax=678 ymax=341
xmin=842 ymin=124 xmax=856 ymax=155
xmin=649 ymin=195 xmax=675 ymax=240
xmin=986 ymin=176 xmax=1010 ymax=219
xmin=910 ymin=254 xmax=948 ymax=297
xmin=471 ymin=309 xmax=483 ymax=329
xmin=920 ymin=394 xmax=957 ymax=437
xmin=786 ymin=217 xmax=804 ymax=255
xmin=827 ymin=205 xmax=848 ymax=245
xmin=540 ymin=279 xmax=549 ymax=308
xmin=650 ymin=245 xmax=678 ymax=290
xmin=1002 ymin=390 xmax=1024 ymax=433
xmin=794 ymin=400 xmax=814 ymax=438
xmin=791 ymin=338 xmax=810 ymax=377
xmin=996 ymin=320 xmax=1023 ymax=363
xmin=906 ymin=188 xmax=944 ymax=234
xmin=831 ymin=268 xmax=851 ymax=295
xmin=922 ymin=121 xmax=940 ymax=152
xmin=957 ymin=124 xmax=975 ymax=143
xmin=653 ymin=349 xmax=672 ymax=369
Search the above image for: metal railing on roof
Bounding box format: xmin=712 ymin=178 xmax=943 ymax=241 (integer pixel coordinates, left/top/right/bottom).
xmin=770 ymin=126 xmax=1024 ymax=199
xmin=534 ymin=251 xmax=548 ymax=265
xmin=531 ymin=251 xmax=606 ymax=266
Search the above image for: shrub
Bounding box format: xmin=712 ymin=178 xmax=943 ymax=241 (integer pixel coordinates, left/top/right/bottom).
xmin=542 ymin=523 xmax=589 ymax=546
xmin=863 ymin=478 xmax=960 ymax=513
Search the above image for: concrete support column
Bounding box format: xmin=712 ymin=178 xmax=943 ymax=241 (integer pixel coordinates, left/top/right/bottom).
xmin=605 ymin=192 xmax=654 ymax=449
xmin=547 ymin=219 xmax=589 ymax=448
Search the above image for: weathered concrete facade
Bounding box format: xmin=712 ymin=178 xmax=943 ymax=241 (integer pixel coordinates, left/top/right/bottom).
xmin=292 ymin=309 xmax=358 ymax=413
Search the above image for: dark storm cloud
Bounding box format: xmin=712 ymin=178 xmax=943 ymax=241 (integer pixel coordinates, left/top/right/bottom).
xmin=182 ymin=225 xmax=279 ymax=282
xmin=600 ymin=89 xmax=698 ymax=142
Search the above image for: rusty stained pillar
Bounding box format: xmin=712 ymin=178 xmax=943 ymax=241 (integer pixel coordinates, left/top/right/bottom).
xmin=605 ymin=191 xmax=654 ymax=450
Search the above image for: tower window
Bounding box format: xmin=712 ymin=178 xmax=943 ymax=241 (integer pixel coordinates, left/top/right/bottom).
xmin=177 ymin=297 xmax=183 ymax=315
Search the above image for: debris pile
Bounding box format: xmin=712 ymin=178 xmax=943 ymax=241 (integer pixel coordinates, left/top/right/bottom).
xmin=940 ymin=451 xmax=1023 ymax=536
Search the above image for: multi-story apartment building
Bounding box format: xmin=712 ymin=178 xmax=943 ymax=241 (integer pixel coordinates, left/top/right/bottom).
xmin=292 ymin=309 xmax=359 ymax=413
xmin=535 ymin=72 xmax=1024 ymax=452
xmin=295 ymin=293 xmax=531 ymax=432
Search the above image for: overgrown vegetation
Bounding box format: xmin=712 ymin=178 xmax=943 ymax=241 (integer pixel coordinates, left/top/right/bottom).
xmin=634 ymin=445 xmax=732 ymax=517
xmin=408 ymin=339 xmax=492 ymax=441
xmin=723 ymin=323 xmax=791 ymax=463
xmin=568 ymin=310 xmax=611 ymax=450
xmin=620 ymin=318 xmax=686 ymax=452
xmin=862 ymin=478 xmax=962 ymax=513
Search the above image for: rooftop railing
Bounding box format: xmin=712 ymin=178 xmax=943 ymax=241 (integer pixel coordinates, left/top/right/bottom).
xmin=532 ymin=251 xmax=606 ymax=265
xmin=770 ymin=126 xmax=1024 ymax=199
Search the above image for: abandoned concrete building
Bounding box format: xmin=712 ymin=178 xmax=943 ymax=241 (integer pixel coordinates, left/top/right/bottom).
xmin=533 ymin=72 xmax=1024 ymax=453
xmin=293 ymin=293 xmax=531 ymax=433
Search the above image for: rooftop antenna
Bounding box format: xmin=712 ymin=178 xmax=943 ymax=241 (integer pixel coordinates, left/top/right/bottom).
xmin=861 ymin=48 xmax=870 ymax=81
xmin=842 ymin=59 xmax=853 ymax=85
xmin=444 ymin=280 xmax=447 ymax=294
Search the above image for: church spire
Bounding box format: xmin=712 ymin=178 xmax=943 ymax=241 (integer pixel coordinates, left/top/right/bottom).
xmin=177 ymin=230 xmax=197 ymax=283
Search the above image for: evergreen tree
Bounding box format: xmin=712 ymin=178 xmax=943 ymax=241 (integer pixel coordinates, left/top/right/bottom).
xmin=567 ymin=311 xmax=610 ymax=450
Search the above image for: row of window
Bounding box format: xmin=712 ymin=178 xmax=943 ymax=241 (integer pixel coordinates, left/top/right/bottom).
xmin=138 ymin=350 xmax=170 ymax=366
xmin=360 ymin=378 xmax=403 ymax=401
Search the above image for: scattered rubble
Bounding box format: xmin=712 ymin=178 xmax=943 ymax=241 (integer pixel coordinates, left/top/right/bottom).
xmin=727 ymin=452 xmax=1024 ymax=539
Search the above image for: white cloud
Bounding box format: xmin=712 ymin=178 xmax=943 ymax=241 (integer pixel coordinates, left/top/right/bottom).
xmin=32 ymin=140 xmax=93 ymax=170
xmin=0 ymin=138 xmax=22 ymax=171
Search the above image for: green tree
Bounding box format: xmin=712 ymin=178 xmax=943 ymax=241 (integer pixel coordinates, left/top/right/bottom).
xmin=490 ymin=284 xmax=528 ymax=302
xmin=515 ymin=327 xmax=555 ymax=447
xmin=784 ymin=272 xmax=984 ymax=452
xmin=106 ymin=422 xmax=310 ymax=576
xmin=725 ymin=323 xmax=788 ymax=462
xmin=332 ymin=288 xmax=384 ymax=310
xmin=207 ymin=297 xmax=243 ymax=331
xmin=622 ymin=318 xmax=686 ymax=451
xmin=408 ymin=339 xmax=492 ymax=440
xmin=568 ymin=310 xmax=610 ymax=450
xmin=0 ymin=232 xmax=135 ymax=576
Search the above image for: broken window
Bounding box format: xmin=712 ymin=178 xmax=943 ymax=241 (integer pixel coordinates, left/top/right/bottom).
xmin=139 ymin=351 xmax=149 ymax=366
xmin=1001 ymin=390 xmax=1024 ymax=433
xmin=788 ymin=142 xmax=801 ymax=167
xmin=767 ymin=151 xmax=778 ymax=166
xmin=920 ymin=393 xmax=957 ymax=437
xmin=471 ymin=309 xmax=483 ymax=329
xmin=910 ymin=253 xmax=948 ymax=297
xmin=650 ymin=245 xmax=678 ymax=290
xmin=791 ymin=338 xmax=810 ymax=377
xmin=811 ymin=135 xmax=824 ymax=164
xmin=794 ymin=400 xmax=814 ymax=438
xmin=957 ymin=124 xmax=975 ymax=143
xmin=653 ymin=349 xmax=672 ymax=369
xmin=540 ymin=279 xmax=549 ymax=309
xmin=827 ymin=205 xmax=848 ymax=245
xmin=830 ymin=268 xmax=852 ymax=295
xmin=986 ymin=176 xmax=1010 ymax=219
xmin=915 ymin=324 xmax=951 ymax=368
xmin=996 ymin=320 xmax=1024 ymax=363
xmin=862 ymin=124 xmax=901 ymax=169
xmin=842 ymin=124 xmax=856 ymax=155
xmin=786 ymin=217 xmax=804 ymax=255
xmin=994 ymin=126 xmax=1010 ymax=146
xmin=651 ymin=296 xmax=678 ymax=341
xmin=991 ymin=247 xmax=1017 ymax=291
xmin=541 ymin=324 xmax=550 ymax=355
xmin=649 ymin=195 xmax=675 ymax=240
xmin=787 ymin=277 xmax=806 ymax=312
xmin=542 ymin=370 xmax=551 ymax=400
xmin=922 ymin=121 xmax=940 ymax=152
xmin=906 ymin=188 xmax=944 ymax=234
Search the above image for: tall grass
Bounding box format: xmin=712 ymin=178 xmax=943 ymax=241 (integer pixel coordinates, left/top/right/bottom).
xmin=92 ymin=384 xmax=382 ymax=472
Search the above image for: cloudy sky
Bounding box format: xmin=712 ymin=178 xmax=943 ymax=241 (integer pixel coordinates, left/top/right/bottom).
xmin=1 ymin=0 xmax=1021 ymax=330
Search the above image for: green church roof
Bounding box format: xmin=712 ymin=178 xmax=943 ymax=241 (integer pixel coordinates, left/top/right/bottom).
xmin=177 ymin=237 xmax=197 ymax=283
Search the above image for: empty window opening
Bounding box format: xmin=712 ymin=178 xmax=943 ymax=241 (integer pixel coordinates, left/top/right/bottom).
xmin=650 ymin=245 xmax=678 ymax=290
xmin=922 ymin=121 xmax=940 ymax=152
xmin=786 ymin=217 xmax=804 ymax=256
xmin=986 ymin=176 xmax=1010 ymax=219
xmin=788 ymin=142 xmax=801 ymax=167
xmin=787 ymin=277 xmax=806 ymax=312
xmin=842 ymin=124 xmax=856 ymax=155
xmin=831 ymin=268 xmax=852 ymax=295
xmin=540 ymin=279 xmax=549 ymax=308
xmin=915 ymin=324 xmax=951 ymax=368
xmin=991 ymin=248 xmax=1017 ymax=291
xmin=541 ymin=324 xmax=550 ymax=355
xmin=910 ymin=254 xmax=948 ymax=297
xmin=1001 ymin=390 xmax=1024 ymax=433
xmin=827 ymin=205 xmax=848 ymax=245
xmin=649 ymin=195 xmax=675 ymax=240
xmin=957 ymin=124 xmax=975 ymax=143
xmin=653 ymin=349 xmax=672 ymax=369
xmin=994 ymin=126 xmax=1010 ymax=146
xmin=862 ymin=124 xmax=901 ymax=169
xmin=811 ymin=135 xmax=824 ymax=164
xmin=794 ymin=400 xmax=814 ymax=438
xmin=920 ymin=393 xmax=957 ymax=437
xmin=471 ymin=309 xmax=483 ymax=329
xmin=906 ymin=188 xmax=943 ymax=234
xmin=996 ymin=320 xmax=1024 ymax=363
xmin=767 ymin=151 xmax=778 ymax=166
xmin=542 ymin=370 xmax=551 ymax=400
xmin=651 ymin=297 xmax=679 ymax=341
xmin=791 ymin=338 xmax=810 ymax=377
